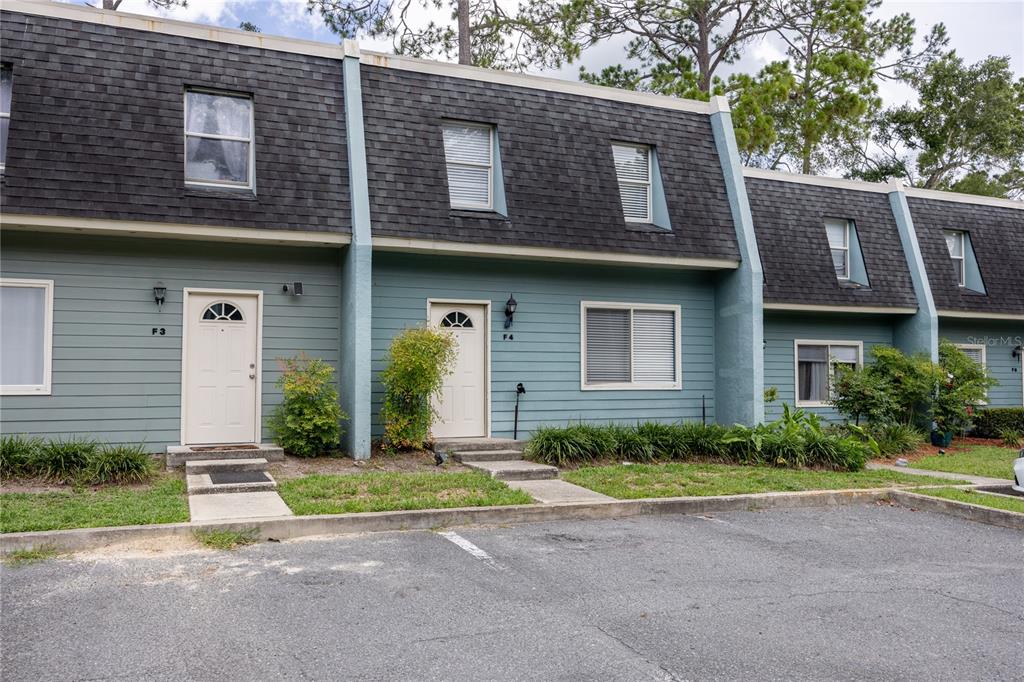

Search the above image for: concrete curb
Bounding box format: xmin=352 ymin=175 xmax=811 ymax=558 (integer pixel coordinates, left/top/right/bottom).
xmin=0 ymin=488 xmax=892 ymax=553
xmin=888 ymin=490 xmax=1024 ymax=531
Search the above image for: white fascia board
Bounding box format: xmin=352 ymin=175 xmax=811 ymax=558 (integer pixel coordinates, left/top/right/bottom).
xmin=1 ymin=214 xmax=350 ymax=247
xmin=4 ymin=0 xmax=358 ymax=59
xmin=937 ymin=309 xmax=1024 ymax=321
xmin=372 ymin=237 xmax=739 ymax=270
xmin=764 ymin=302 xmax=918 ymax=315
xmin=902 ymin=186 xmax=1024 ymax=210
xmin=742 ymin=167 xmax=891 ymax=194
xmin=360 ymin=51 xmax=719 ymax=115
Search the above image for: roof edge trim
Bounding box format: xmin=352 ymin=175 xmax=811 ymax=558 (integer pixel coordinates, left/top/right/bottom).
xmin=764 ymin=303 xmax=918 ymax=315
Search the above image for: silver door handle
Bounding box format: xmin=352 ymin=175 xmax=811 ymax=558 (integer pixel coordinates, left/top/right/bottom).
xmin=249 ymin=373 xmax=256 ymax=379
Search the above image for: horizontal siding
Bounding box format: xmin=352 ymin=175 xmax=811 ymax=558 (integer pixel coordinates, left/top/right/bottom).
xmin=763 ymin=312 xmax=898 ymax=422
xmin=371 ymin=253 xmax=716 ymax=438
xmin=0 ymin=233 xmax=341 ymax=450
xmin=940 ymin=320 xmax=1024 ymax=408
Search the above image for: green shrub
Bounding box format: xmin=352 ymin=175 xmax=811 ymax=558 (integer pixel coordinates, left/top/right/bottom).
xmin=830 ymin=365 xmax=898 ymax=426
xmin=1 ymin=435 xmax=41 ymax=479
xmin=379 ymin=327 xmax=457 ymax=451
xmin=870 ymin=423 xmax=926 ymax=456
xmin=613 ymin=426 xmax=657 ymax=462
xmin=34 ymin=437 xmax=97 ymax=483
xmin=999 ymin=429 xmax=1023 ymax=448
xmin=524 ymin=425 xmax=598 ymax=466
xmin=634 ymin=422 xmax=680 ymax=458
xmin=933 ymin=341 xmax=997 ymax=434
xmin=972 ymin=407 xmax=1024 ymax=438
xmin=270 ymin=354 xmax=347 ymax=458
xmin=677 ymin=422 xmax=729 ymax=459
xmin=84 ymin=443 xmax=154 ymax=484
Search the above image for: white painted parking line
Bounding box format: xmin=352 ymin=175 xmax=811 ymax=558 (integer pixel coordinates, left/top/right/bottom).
xmin=437 ymin=531 xmax=503 ymax=569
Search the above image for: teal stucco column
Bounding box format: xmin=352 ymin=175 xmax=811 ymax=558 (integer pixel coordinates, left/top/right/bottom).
xmin=888 ymin=184 xmax=939 ymax=361
xmin=340 ymin=43 xmax=373 ymax=458
xmin=709 ymin=96 xmax=765 ymax=426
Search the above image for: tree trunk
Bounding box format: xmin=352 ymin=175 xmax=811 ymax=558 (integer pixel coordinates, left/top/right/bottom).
xmin=457 ymin=0 xmax=471 ymax=65
xmin=102 ymin=0 xmax=122 ymax=9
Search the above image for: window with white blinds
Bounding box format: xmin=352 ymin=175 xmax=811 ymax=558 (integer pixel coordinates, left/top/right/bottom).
xmin=611 ymin=143 xmax=652 ymax=222
xmin=956 ymin=344 xmax=988 ymax=403
xmin=582 ymin=303 xmax=680 ymax=389
xmin=0 ymin=278 xmax=53 ymax=395
xmin=442 ymin=122 xmax=493 ymax=209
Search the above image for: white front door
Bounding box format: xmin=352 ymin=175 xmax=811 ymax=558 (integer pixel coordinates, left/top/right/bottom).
xmin=429 ymin=302 xmax=488 ymax=439
xmin=184 ymin=292 xmax=260 ymax=445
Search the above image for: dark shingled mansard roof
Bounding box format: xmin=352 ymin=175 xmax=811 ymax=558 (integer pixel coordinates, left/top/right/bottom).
xmin=908 ymin=195 xmax=1024 ymax=316
xmin=745 ymin=175 xmax=918 ymax=309
xmin=359 ymin=64 xmax=740 ymax=262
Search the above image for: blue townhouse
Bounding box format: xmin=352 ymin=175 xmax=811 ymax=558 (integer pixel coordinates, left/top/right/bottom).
xmin=0 ymin=0 xmax=1019 ymax=459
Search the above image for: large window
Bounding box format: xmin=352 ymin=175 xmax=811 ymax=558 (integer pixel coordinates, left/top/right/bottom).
xmin=581 ymin=302 xmax=680 ymax=390
xmin=825 ymin=218 xmax=850 ymax=280
xmin=0 ymin=279 xmax=53 ymax=395
xmin=956 ymin=343 xmax=988 ymax=403
xmin=611 ymin=143 xmax=652 ymax=223
xmin=185 ymin=89 xmax=254 ymax=189
xmin=442 ymin=122 xmax=494 ymax=210
xmin=794 ymin=341 xmax=861 ymax=406
xmin=0 ymin=65 xmax=12 ymax=172
xmin=944 ymin=230 xmax=966 ymax=287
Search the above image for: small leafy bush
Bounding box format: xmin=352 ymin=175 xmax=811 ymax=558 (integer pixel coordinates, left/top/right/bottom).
xmin=270 ymin=354 xmax=347 ymax=457
xmin=870 ymin=423 xmax=926 ymax=456
xmin=1 ymin=435 xmax=41 ymax=479
xmin=678 ymin=422 xmax=729 ymax=459
xmin=85 ymin=443 xmax=154 ymax=484
xmin=999 ymin=429 xmax=1022 ymax=448
xmin=612 ymin=426 xmax=657 ymax=463
xmin=525 ymin=424 xmax=607 ymax=467
xmin=379 ymin=327 xmax=457 ymax=451
xmin=34 ymin=437 xmax=97 ymax=483
xmin=972 ymin=407 xmax=1024 ymax=438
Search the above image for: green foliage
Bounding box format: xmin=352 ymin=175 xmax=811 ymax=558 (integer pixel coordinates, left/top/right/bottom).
xmin=2 ymin=547 xmax=61 ymax=567
xmin=84 ymin=444 xmax=154 ymax=484
xmin=869 ymin=423 xmax=926 ymax=456
xmin=1 ymin=435 xmax=42 ymax=479
xmin=972 ymin=408 xmax=1024 ymax=439
xmin=379 ymin=327 xmax=458 ymax=451
xmin=934 ymin=340 xmax=997 ymax=433
xmin=270 ymin=354 xmax=347 ymax=458
xmin=34 ymin=438 xmax=98 ymax=483
xmin=998 ymin=429 xmax=1022 ymax=449
xmin=913 ymin=445 xmax=1016 ymax=480
xmin=830 ymin=364 xmax=897 ymax=426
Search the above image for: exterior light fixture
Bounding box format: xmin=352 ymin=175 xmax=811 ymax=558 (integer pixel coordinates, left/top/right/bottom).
xmin=153 ymin=283 xmax=167 ymax=311
xmin=282 ymin=282 xmax=304 ymax=296
xmin=504 ymin=295 xmax=518 ymax=329
xmin=1013 ymin=345 xmax=1022 ymax=359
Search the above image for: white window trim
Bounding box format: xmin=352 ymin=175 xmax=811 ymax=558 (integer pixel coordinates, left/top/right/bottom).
xmin=0 ymin=278 xmax=54 ymax=396
xmin=944 ymin=230 xmax=966 ymax=287
xmin=827 ymin=219 xmax=851 ymax=281
xmin=442 ymin=121 xmax=494 ymax=211
xmin=612 ymin=142 xmax=653 ymax=223
xmin=184 ymin=88 xmax=255 ymax=190
xmin=793 ymin=339 xmax=863 ymax=407
xmin=955 ymin=343 xmax=988 ymax=404
xmin=580 ymin=300 xmax=681 ymax=391
xmin=0 ymin=65 xmax=10 ymax=173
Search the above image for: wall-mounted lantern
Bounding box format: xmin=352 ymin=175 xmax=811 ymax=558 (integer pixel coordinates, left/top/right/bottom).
xmin=1013 ymin=345 xmax=1022 ymax=360
xmin=153 ymin=283 xmax=167 ymax=311
xmin=283 ymin=282 xmax=304 ymax=296
xmin=504 ymin=294 xmax=518 ymax=329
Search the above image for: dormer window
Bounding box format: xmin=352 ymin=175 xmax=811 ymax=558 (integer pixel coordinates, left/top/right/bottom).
xmin=442 ymin=122 xmax=494 ymax=210
xmin=0 ymin=65 xmax=12 ymax=172
xmin=185 ymin=89 xmax=254 ymax=189
xmin=612 ymin=143 xmax=652 ymax=222
xmin=825 ymin=219 xmax=850 ymax=280
xmin=944 ymin=230 xmax=966 ymax=287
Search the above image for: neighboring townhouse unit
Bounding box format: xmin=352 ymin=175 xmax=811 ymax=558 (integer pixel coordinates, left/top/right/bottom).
xmin=0 ymin=1 xmax=1018 ymax=461
xmin=905 ymin=189 xmax=1024 ymax=407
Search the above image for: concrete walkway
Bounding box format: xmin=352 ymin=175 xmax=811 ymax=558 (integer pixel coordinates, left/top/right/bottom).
xmin=867 ymin=462 xmax=1010 ymax=486
xmin=189 ymin=492 xmax=294 ymax=523
xmin=507 ymin=479 xmax=614 ymax=504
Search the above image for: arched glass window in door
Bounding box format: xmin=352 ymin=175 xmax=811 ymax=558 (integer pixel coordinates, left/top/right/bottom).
xmin=440 ymin=311 xmax=473 ymax=328
xmin=202 ymin=302 xmax=244 ymax=321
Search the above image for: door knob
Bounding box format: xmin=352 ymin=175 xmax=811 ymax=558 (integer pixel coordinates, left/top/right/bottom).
xmin=249 ymin=373 xmax=256 ymax=379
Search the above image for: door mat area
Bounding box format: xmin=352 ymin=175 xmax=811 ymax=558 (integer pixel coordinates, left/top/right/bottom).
xmin=209 ymin=471 xmax=272 ymax=485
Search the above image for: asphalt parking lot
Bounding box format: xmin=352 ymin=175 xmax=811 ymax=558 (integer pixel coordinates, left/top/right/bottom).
xmin=2 ymin=504 xmax=1021 ymax=681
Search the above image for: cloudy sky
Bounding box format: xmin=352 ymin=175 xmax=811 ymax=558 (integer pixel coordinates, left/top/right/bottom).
xmin=78 ymin=0 xmax=1023 ymax=107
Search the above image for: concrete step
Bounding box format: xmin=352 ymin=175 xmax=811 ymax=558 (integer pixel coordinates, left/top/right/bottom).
xmin=185 ymin=458 xmax=269 ymax=475
xmin=186 ymin=470 xmax=278 ymax=495
xmin=166 ymin=443 xmax=284 ymax=468
xmin=432 ymin=438 xmax=526 ymax=454
xmin=464 ymin=459 xmax=558 ymax=481
xmin=453 ymin=449 xmax=524 ymax=463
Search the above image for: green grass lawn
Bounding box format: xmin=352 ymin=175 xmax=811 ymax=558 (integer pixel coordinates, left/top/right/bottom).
xmin=912 ymin=446 xmax=1017 ymax=480
xmin=277 ymin=471 xmax=534 ymax=515
xmin=0 ymin=478 xmax=189 ymax=533
xmin=562 ymin=463 xmax=957 ymax=500
xmin=914 ymin=487 xmax=1024 ymax=514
